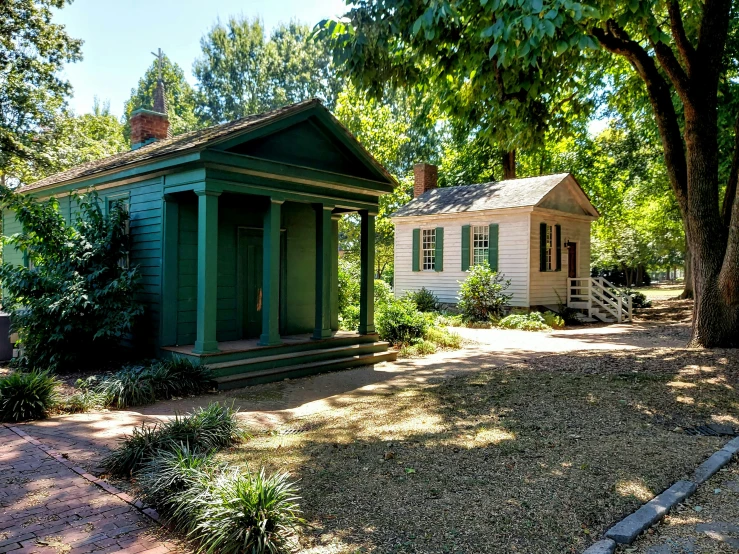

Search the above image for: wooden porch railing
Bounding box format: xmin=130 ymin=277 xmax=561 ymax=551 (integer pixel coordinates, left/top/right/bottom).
xmin=567 ymin=277 xmax=633 ymax=323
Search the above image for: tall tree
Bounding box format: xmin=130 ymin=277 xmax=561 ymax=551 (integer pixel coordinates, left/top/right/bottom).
xmin=6 ymin=99 xmax=127 ymax=187
xmin=123 ymin=55 xmax=199 ymax=139
xmin=0 ymin=0 xmax=82 ymax=185
xmin=320 ymin=0 xmax=739 ymax=347
xmin=194 ymin=17 xmax=342 ymax=125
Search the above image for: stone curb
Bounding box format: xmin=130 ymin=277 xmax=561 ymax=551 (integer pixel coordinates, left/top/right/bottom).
xmin=581 ymin=539 xmax=616 ymax=554
xmin=582 ymin=437 xmax=739 ymax=551
xmin=2 ymin=424 xmax=164 ymax=527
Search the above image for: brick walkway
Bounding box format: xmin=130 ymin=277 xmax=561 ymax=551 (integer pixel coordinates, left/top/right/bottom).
xmin=0 ymin=426 xmax=176 ymax=554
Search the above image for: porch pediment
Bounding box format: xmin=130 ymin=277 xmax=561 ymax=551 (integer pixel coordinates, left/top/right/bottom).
xmin=221 ymin=117 xmax=380 ymax=182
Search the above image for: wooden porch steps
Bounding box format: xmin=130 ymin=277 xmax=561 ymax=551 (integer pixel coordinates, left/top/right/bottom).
xmin=214 ymin=350 xmax=398 ymax=390
xmin=208 ymin=341 xmax=391 ymax=377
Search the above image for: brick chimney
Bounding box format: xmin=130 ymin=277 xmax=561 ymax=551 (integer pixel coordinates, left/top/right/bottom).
xmin=130 ymin=78 xmax=170 ymax=149
xmin=414 ymin=162 xmax=438 ymax=198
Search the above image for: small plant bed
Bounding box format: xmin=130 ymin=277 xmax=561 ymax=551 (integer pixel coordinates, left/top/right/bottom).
xmin=0 ymin=358 xmax=215 ymax=422
xmin=222 ymin=347 xmax=738 ymax=553
xmin=104 ymin=404 xmax=303 ymax=553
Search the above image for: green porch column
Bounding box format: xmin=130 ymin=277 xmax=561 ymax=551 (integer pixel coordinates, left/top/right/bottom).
xmin=259 ymin=198 xmax=283 ymax=346
xmin=330 ymin=214 xmax=340 ymax=331
xmin=160 ymin=194 xmax=179 ymax=346
xmin=193 ymin=190 xmax=220 ymax=354
xmin=313 ymin=204 xmax=334 ymax=339
xmin=358 ymin=210 xmax=376 ymax=335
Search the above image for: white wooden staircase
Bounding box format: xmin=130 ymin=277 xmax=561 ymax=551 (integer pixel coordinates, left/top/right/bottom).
xmin=567 ymin=277 xmax=633 ymax=323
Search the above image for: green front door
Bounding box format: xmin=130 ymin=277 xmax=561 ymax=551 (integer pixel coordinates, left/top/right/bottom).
xmin=238 ymin=229 xmax=264 ymax=339
xmin=237 ymin=227 xmax=287 ymax=339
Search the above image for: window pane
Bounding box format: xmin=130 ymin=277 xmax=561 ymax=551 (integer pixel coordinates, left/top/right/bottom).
xmin=472 ymin=225 xmax=489 ymax=266
xmin=546 ymin=224 xmax=553 ymax=271
xmin=422 ymin=229 xmax=436 ymax=270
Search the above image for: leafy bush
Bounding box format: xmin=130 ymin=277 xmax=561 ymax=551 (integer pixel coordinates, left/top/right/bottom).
xmin=338 ymin=259 xmax=360 ymax=330
xmin=179 ymin=467 xmax=303 ymax=554
xmin=555 ymin=291 xmax=582 ymax=325
xmin=375 ymin=299 xmax=427 ymax=345
xmin=399 ymin=339 xmax=437 ymax=357
xmin=542 ymin=311 xmax=565 ymax=330
xmin=0 ymin=189 xmax=143 ymax=372
xmin=0 ymin=370 xmax=59 ymax=422
xmin=457 ymin=263 xmax=512 ymax=322
xmin=498 ymin=312 xmax=551 ymax=331
xmin=374 ymin=279 xmax=394 ymax=310
xmin=147 ymin=358 xmax=215 ymax=400
xmin=406 ymin=287 xmax=439 ymax=312
xmin=103 ymin=403 xmax=244 ymax=476
xmin=623 ymin=288 xmax=652 ymax=308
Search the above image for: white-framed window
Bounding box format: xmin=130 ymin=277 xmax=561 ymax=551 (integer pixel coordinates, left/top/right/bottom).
xmin=545 ymin=223 xmax=554 ymax=271
xmin=422 ymin=228 xmax=436 ymax=270
xmin=472 ymin=225 xmax=489 ymax=266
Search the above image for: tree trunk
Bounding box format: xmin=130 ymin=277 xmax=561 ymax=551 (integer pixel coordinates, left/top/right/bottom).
xmin=684 ymin=104 xmax=739 ymax=347
xmin=679 ymin=243 xmax=694 ymax=299
xmin=502 ymin=150 xmax=516 ymax=179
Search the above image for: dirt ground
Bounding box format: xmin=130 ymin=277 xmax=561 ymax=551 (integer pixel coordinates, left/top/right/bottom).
xmin=12 ymin=298 xmax=738 ymax=554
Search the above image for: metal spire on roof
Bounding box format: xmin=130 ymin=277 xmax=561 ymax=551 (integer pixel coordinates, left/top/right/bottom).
xmin=151 ymin=48 xmax=168 ymax=117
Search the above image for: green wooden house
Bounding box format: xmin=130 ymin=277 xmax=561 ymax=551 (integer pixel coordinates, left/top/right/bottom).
xmin=4 ymin=96 xmax=397 ymax=388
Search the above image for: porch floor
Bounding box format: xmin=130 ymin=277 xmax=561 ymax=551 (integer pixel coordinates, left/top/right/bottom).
xmin=161 ymin=330 xmax=363 ymax=357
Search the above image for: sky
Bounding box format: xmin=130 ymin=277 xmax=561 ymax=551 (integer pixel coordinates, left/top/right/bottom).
xmin=53 ymin=0 xmax=347 ymax=118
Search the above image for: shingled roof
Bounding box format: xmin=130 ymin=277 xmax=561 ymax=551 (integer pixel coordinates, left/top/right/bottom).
xmin=392 ymin=173 xmax=574 ymax=217
xmin=20 ymin=98 xmax=393 ymax=193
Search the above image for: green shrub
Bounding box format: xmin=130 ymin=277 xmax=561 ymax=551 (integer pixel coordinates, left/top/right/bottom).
xmin=103 ymin=403 xmax=244 ymax=476
xmin=457 ymin=263 xmax=512 ymax=322
xmin=148 ymin=358 xmax=215 ymax=400
xmin=180 ymin=467 xmax=303 ymax=554
xmin=623 ymin=288 xmax=652 ymax=308
xmin=338 ymin=259 xmax=360 ymax=330
xmin=424 ymin=327 xmax=462 ymax=349
xmin=542 ymin=311 xmax=565 ymax=330
xmin=555 ymin=291 xmax=582 ymax=325
xmin=376 ymin=299 xmax=427 ymax=345
xmin=374 ymin=279 xmax=394 ymax=310
xmin=498 ymin=312 xmax=551 ymax=331
xmin=0 ymin=370 xmax=59 ymax=422
xmin=406 ymin=287 xmax=439 ymax=312
xmin=0 ymin=189 xmax=143 ymax=372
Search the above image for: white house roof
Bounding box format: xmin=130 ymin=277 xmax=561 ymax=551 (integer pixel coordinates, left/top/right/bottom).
xmin=392 ymin=173 xmax=596 ymax=218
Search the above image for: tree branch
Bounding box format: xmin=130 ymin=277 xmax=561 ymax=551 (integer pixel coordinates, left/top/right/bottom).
xmin=696 ymin=0 xmax=732 ymax=87
xmin=650 ymin=37 xmax=690 ymax=98
xmin=667 ymin=0 xmax=695 ymax=74
xmin=592 ymin=21 xmax=688 ymax=210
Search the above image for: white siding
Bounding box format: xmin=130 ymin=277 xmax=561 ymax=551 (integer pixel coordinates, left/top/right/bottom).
xmin=393 ymin=210 xmax=531 ymax=306
xmin=528 ymin=209 xmax=592 ymax=306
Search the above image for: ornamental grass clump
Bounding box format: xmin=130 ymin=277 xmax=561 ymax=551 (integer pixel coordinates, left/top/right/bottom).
xmin=103 ymin=403 xmax=245 ymax=477
xmin=179 ymin=467 xmax=304 ymax=554
xmin=89 ymin=358 xmax=214 ymax=409
xmin=0 ymin=370 xmax=59 ymax=422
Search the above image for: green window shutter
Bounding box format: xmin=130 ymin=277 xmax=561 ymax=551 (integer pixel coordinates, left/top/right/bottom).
xmin=435 ymin=227 xmax=444 ymax=272
xmin=488 ymin=223 xmax=499 ymax=271
xmin=555 ymin=224 xmax=562 ymax=271
xmin=412 ymin=228 xmax=420 ymax=272
xmin=461 ymin=225 xmax=471 ymax=271
xmin=539 ymin=222 xmax=547 ymax=272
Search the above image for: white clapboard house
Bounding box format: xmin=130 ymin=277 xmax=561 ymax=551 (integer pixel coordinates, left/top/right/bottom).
xmin=391 ymin=164 xmax=633 ymax=322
